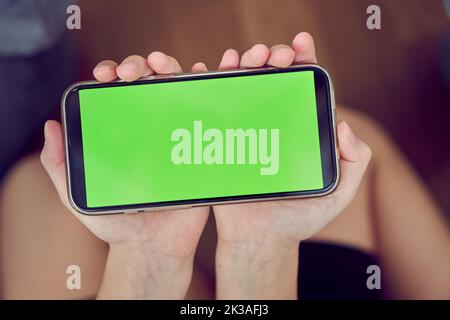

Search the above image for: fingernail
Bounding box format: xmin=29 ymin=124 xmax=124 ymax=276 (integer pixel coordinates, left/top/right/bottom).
xmin=294 ymin=32 xmax=307 ymax=43
xmin=118 ymin=63 xmax=134 ymax=72
xmin=149 ymin=51 xmax=166 ymax=62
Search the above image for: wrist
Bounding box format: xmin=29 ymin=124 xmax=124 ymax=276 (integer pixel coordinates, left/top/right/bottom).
xmin=97 ymin=242 xmax=194 ymax=299
xmin=217 ymin=234 xmax=300 ymax=257
xmin=215 ymin=240 xmax=299 ymax=299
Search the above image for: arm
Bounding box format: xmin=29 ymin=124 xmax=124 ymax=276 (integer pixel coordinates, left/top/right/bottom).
xmin=210 ymin=33 xmax=372 ymax=299
xmin=97 ymin=243 xmax=195 ymax=299
xmin=41 ymin=52 xmax=210 ymax=300
xmin=215 ymin=242 xmax=299 ymax=299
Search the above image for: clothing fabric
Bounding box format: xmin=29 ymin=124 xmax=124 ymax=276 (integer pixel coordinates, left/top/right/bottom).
xmin=298 ymin=241 xmax=382 ymax=299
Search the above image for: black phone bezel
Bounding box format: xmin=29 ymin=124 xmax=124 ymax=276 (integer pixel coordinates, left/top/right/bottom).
xmin=64 ymin=65 xmax=338 ymax=214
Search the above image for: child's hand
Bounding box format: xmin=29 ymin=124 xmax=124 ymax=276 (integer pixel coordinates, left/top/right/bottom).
xmin=40 ymin=53 xmax=210 ymax=299
xmin=206 ymin=33 xmax=372 ymax=299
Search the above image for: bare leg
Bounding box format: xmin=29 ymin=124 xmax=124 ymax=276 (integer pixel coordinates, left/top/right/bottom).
xmin=0 ymin=155 xmax=108 ymax=299
xmin=313 ymin=106 xmax=450 ymax=299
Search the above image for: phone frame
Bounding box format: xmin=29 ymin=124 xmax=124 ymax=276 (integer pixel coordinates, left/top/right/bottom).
xmin=62 ymin=64 xmax=340 ymax=215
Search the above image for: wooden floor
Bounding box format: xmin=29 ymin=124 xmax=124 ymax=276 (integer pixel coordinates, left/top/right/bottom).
xmin=74 ymin=0 xmax=450 ymax=216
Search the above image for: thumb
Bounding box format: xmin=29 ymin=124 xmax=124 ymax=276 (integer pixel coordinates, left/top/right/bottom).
xmin=333 ymin=121 xmax=372 ymax=211
xmin=40 ymin=120 xmax=70 ymax=205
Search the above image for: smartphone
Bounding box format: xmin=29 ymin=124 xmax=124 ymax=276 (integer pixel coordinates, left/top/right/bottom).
xmin=62 ymin=65 xmax=339 ymax=215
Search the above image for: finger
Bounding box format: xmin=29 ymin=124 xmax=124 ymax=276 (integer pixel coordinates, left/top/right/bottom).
xmin=40 ymin=120 xmax=70 ymax=205
xmin=116 ymin=55 xmax=153 ymax=82
xmin=218 ymin=49 xmax=240 ymax=70
xmin=191 ymin=62 xmax=208 ymax=73
xmin=240 ymin=44 xmax=270 ymax=68
xmin=93 ymin=60 xmax=119 ymax=82
xmin=291 ymin=32 xmax=317 ymax=64
xmin=147 ymin=51 xmax=183 ymax=74
xmin=334 ymin=121 xmax=372 ymax=208
xmin=267 ymin=44 xmax=296 ymax=68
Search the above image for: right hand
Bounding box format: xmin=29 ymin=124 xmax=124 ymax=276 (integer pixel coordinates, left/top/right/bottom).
xmin=40 ymin=52 xmax=210 ymax=298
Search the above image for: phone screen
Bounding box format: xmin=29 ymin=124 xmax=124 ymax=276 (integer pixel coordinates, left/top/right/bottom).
xmin=68 ymin=68 xmax=335 ymax=211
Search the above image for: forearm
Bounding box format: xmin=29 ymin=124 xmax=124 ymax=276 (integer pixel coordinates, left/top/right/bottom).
xmin=215 ymin=241 xmax=299 ymax=300
xmin=97 ymin=243 xmax=194 ymax=300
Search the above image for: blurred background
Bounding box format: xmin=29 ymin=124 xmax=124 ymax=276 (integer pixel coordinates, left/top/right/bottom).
xmin=0 ymin=0 xmax=449 ymax=299
xmin=2 ymin=0 xmax=449 ymax=217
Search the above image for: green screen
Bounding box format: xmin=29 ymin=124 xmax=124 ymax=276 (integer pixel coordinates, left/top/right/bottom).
xmin=78 ymin=71 xmax=323 ymax=208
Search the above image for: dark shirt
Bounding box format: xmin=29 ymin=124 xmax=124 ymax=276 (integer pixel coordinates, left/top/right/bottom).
xmin=299 ymin=241 xmax=383 ymax=299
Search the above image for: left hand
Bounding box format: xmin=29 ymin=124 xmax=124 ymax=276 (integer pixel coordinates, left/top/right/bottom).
xmin=194 ymin=32 xmax=371 ymax=251
xmin=192 ymin=32 xmax=372 ymax=298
